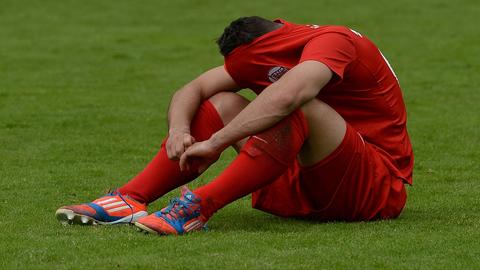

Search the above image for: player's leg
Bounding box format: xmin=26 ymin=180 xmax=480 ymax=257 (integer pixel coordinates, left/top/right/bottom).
xmin=117 ymin=92 xmax=249 ymax=204
xmin=194 ymin=99 xmax=346 ymax=217
xmin=55 ymin=92 xmax=249 ymax=225
xmin=296 ymin=98 xmax=346 ymax=166
xmin=134 ymin=98 xmax=346 ymax=235
xmin=253 ymin=99 xmax=407 ymax=221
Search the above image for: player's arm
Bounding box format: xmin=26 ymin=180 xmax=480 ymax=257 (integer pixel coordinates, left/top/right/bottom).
xmin=210 ymin=60 xmax=331 ymax=149
xmin=179 ymin=60 xmax=332 ymax=171
xmin=167 ymin=66 xmax=240 ymax=160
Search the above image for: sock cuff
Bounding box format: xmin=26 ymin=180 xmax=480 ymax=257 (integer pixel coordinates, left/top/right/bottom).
xmin=201 ymin=100 xmax=225 ymax=130
xmin=295 ymin=109 xmax=309 ymax=139
xmin=241 ymin=109 xmax=308 ymax=166
xmin=189 ymin=100 xmax=225 ymax=142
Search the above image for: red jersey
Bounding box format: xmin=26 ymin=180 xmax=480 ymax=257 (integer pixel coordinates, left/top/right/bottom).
xmin=224 ymin=19 xmax=413 ymax=184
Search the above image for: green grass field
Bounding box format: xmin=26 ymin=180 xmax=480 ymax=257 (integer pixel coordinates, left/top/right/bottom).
xmin=1 ymin=0 xmax=479 ymax=269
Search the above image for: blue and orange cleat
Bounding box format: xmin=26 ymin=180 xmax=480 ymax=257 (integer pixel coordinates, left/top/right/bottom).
xmin=134 ymin=186 xmax=207 ymax=235
xmin=55 ymin=191 xmax=148 ymax=225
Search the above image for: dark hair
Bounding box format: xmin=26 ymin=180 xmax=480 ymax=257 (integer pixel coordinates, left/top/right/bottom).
xmin=217 ymin=16 xmax=279 ymax=56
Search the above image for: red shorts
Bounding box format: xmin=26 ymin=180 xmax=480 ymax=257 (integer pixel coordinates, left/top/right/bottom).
xmin=251 ymin=124 xmax=407 ymax=221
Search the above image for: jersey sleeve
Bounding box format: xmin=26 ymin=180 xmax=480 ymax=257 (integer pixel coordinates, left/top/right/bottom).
xmin=300 ymin=32 xmax=356 ymax=80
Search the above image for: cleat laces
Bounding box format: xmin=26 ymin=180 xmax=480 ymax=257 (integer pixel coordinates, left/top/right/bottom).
xmin=103 ymin=189 xmax=135 ymax=223
xmin=160 ymin=198 xmax=198 ymax=220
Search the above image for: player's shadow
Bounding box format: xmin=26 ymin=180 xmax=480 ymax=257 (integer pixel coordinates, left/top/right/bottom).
xmin=209 ymin=209 xmax=348 ymax=234
xmin=209 ymin=206 xmax=409 ymax=234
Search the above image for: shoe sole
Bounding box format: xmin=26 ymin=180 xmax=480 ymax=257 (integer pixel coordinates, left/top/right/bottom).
xmin=55 ymin=209 xmax=148 ymax=225
xmin=134 ymin=222 xmax=161 ymax=234
xmin=134 ymin=222 xmax=208 ymax=235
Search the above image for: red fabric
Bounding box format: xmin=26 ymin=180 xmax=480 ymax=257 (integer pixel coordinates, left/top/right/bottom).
xmin=251 ymin=124 xmax=407 ymax=221
xmin=194 ymin=110 xmax=308 ymax=219
xmin=118 ymin=100 xmax=224 ymax=204
xmin=224 ymin=19 xmax=413 ymax=185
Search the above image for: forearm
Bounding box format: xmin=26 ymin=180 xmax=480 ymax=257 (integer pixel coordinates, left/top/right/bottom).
xmin=167 ymin=66 xmax=240 ymax=135
xmin=208 ymin=61 xmax=332 ymax=149
xmin=210 ymin=84 xmax=301 ymax=149
xmin=167 ymin=83 xmax=204 ymax=134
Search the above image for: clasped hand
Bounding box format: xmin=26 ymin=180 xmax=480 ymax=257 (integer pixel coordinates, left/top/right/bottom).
xmin=166 ymin=131 xmax=222 ymax=173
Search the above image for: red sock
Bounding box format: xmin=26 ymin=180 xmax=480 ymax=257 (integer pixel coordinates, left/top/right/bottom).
xmin=194 ymin=110 xmax=308 ymax=219
xmin=118 ymin=101 xmax=224 ymax=204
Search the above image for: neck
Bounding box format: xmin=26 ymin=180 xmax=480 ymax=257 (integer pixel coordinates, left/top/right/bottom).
xmin=272 ymin=22 xmax=283 ymax=30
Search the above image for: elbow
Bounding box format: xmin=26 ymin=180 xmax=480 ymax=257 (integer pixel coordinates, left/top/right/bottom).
xmin=176 ymin=81 xmax=203 ymax=98
xmin=278 ymin=87 xmax=319 ymax=114
xmin=274 ymin=94 xmax=302 ymax=115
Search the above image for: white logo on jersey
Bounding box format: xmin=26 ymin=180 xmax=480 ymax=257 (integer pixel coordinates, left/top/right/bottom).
xmin=268 ymin=66 xmax=289 ymax=82
xmin=307 ymin=24 xmax=320 ymax=29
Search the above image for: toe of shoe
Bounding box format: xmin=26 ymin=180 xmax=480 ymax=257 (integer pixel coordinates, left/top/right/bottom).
xmin=135 ymin=216 xmax=178 ymax=235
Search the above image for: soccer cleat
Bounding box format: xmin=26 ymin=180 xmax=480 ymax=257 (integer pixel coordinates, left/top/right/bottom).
xmin=55 ymin=191 xmax=148 ymax=225
xmin=134 ymin=186 xmax=207 ymax=235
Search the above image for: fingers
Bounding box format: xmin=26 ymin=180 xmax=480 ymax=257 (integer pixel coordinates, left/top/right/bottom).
xmin=179 ymin=147 xmax=207 ymax=173
xmin=166 ymin=140 xmax=184 ymax=160
xmin=166 ymin=133 xmax=196 ymax=160
xmin=179 ymin=150 xmax=190 ymax=171
xmin=166 ymin=140 xmax=175 ymax=159
xmin=198 ymin=163 xmax=209 ymax=174
xmin=179 ymin=142 xmax=202 ymax=172
xmin=174 ymin=141 xmax=184 ymax=159
xmin=179 ymin=141 xmax=217 ymax=173
xmin=183 ymin=134 xmax=194 ymax=147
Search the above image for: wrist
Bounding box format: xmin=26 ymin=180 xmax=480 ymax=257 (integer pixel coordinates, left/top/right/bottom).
xmin=210 ymin=131 xmax=229 ymax=151
xmin=169 ymin=126 xmax=190 ymax=134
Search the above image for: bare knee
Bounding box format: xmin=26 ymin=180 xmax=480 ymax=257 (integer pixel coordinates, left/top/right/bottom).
xmin=208 ymin=92 xmax=250 ymax=125
xmin=298 ymin=99 xmax=346 ymax=166
xmin=301 ymin=99 xmax=337 ymax=121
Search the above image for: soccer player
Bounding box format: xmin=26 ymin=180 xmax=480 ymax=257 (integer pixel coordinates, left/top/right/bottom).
xmin=56 ymin=16 xmax=413 ymax=235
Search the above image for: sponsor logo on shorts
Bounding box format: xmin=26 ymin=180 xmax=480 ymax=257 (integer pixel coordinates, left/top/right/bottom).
xmin=268 ymin=66 xmax=289 ymax=82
